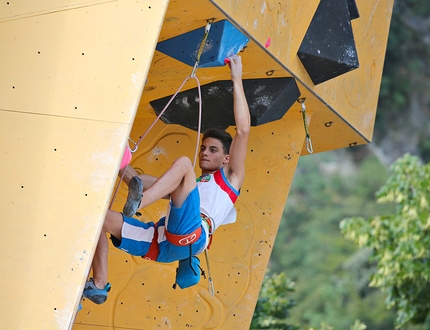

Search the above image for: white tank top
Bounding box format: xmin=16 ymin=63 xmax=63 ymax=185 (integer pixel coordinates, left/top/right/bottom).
xmin=196 ymin=168 xmax=240 ymax=231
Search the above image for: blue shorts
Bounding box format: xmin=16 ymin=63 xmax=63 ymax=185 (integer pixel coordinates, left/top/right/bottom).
xmin=110 ymin=187 xmax=207 ymax=263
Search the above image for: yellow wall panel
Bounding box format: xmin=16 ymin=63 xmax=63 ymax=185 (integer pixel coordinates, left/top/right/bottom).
xmin=0 ymin=110 xmax=128 ymax=329
xmin=0 ymin=0 xmax=168 ymax=328
xmin=0 ymin=0 xmax=113 ymax=21
xmin=0 ymin=0 xmax=166 ymax=123
xmin=0 ymin=1 xmax=165 ymax=123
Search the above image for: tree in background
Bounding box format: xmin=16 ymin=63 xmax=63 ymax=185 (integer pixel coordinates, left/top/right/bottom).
xmin=341 ymin=154 xmax=430 ymax=328
xmin=270 ymin=152 xmax=396 ymax=329
xmin=251 ymin=270 xmax=368 ymax=330
xmin=251 ymin=271 xmax=299 ymax=330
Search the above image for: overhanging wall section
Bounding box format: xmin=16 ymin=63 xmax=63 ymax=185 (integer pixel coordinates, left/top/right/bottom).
xmin=211 ymin=0 xmax=394 ymax=151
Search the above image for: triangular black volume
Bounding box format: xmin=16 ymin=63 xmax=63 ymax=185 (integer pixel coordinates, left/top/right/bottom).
xmin=244 ymin=78 xmax=300 ymax=126
xmin=297 ymin=0 xmax=359 ymax=85
xmin=149 ymin=78 xmax=300 ymax=132
xmin=347 ymin=0 xmax=360 ymax=20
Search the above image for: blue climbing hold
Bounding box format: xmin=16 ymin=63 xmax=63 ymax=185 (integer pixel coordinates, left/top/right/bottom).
xmin=156 ymin=20 xmax=250 ymax=68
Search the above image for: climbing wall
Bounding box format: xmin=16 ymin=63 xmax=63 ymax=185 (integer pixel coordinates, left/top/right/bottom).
xmin=0 ymin=0 xmax=393 ymax=329
xmin=75 ymin=0 xmax=393 ymax=328
xmin=0 ymin=1 xmax=168 ymax=329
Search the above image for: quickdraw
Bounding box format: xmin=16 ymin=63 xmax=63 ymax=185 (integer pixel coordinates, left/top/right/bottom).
xmin=297 ymin=98 xmax=313 ymax=154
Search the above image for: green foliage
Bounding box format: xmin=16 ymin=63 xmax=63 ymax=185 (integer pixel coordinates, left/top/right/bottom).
xmin=271 ymin=151 xmax=396 ymax=329
xmin=251 ymin=271 xmax=300 ymax=330
xmin=307 ymin=323 xmax=334 ymax=330
xmin=251 ymin=269 xmax=370 ymax=330
xmin=350 ymin=320 xmax=368 ymax=330
xmin=308 ymin=320 xmax=367 ymax=330
xmin=340 ymin=154 xmax=430 ymax=328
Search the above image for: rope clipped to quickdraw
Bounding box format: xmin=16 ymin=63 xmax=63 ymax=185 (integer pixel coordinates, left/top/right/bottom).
xmin=128 ymin=74 xmax=203 ymax=167
xmin=108 ymin=73 xmax=202 ymax=208
xmin=297 ymin=98 xmax=313 ymax=154
xmin=127 ymin=18 xmax=215 ymax=167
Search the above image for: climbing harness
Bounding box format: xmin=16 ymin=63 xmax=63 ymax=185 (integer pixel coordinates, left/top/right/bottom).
xmin=143 ymin=214 xmax=213 ymax=251
xmin=297 ymin=98 xmax=313 ymax=154
xmin=138 ymin=212 xmax=215 ymax=294
xmin=140 ymin=213 xmax=215 ymax=294
xmin=166 ymin=213 xmax=214 ymax=292
xmin=142 ymin=222 xmax=160 ymax=261
xmin=165 ymin=225 xmax=202 ymax=246
xmin=201 ymin=213 xmax=214 ymax=249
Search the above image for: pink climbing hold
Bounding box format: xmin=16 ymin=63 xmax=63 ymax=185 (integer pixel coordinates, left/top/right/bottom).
xmin=119 ymin=146 xmax=132 ymax=170
xmin=224 ymin=58 xmax=230 ymax=65
xmin=265 ymin=37 xmax=271 ymax=48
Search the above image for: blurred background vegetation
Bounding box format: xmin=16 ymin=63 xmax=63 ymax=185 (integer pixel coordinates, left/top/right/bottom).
xmin=252 ymin=0 xmax=430 ymax=329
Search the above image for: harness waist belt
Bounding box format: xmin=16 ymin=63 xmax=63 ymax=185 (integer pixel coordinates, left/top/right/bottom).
xmin=165 ymin=213 xmax=213 ymax=247
xmin=165 ymin=226 xmax=202 ymax=246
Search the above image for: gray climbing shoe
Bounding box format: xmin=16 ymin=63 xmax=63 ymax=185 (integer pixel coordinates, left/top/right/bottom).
xmin=123 ymin=176 xmax=143 ymax=217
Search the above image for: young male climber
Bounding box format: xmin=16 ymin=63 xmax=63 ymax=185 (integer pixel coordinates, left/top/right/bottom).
xmin=83 ymin=54 xmax=250 ymax=304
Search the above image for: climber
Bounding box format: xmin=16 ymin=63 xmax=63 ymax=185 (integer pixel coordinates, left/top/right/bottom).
xmin=83 ymin=54 xmax=250 ymax=304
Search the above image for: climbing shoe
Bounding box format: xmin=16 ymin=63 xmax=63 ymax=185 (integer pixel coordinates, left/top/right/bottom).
xmin=123 ymin=176 xmax=143 ymax=217
xmin=83 ymin=278 xmax=111 ymax=305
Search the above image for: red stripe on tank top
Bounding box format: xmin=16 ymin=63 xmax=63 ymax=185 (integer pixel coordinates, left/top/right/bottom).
xmin=214 ymin=170 xmax=238 ymax=203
